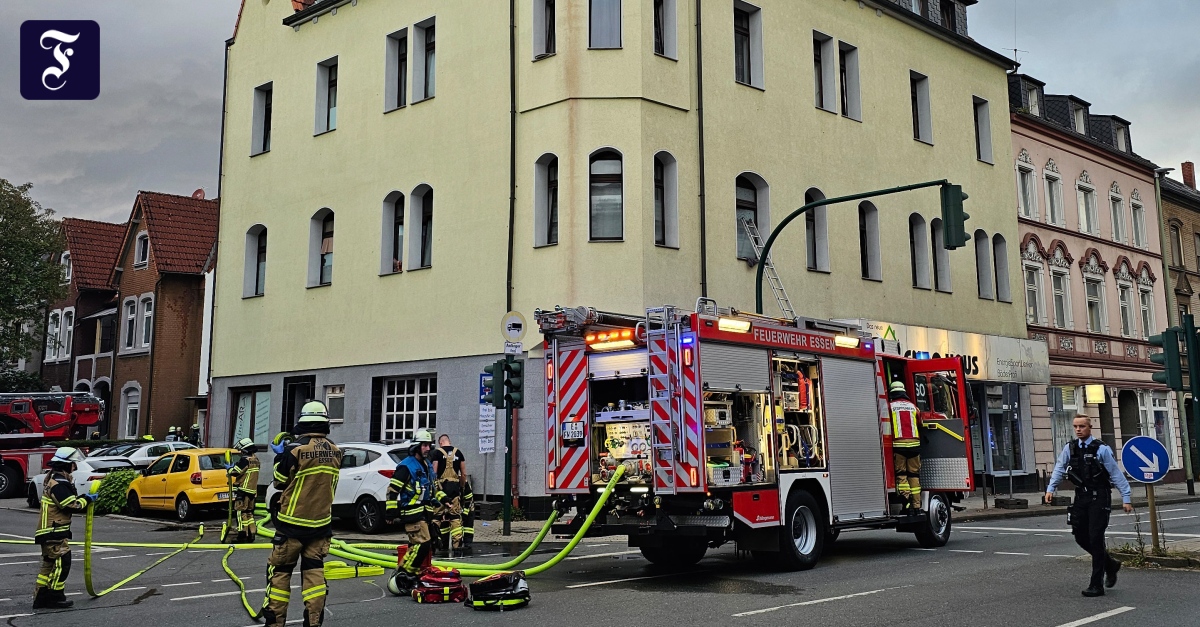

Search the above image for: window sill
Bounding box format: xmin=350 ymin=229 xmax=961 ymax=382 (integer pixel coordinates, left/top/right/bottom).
xmin=914 ymin=137 xmax=935 ymax=147
xmin=935 ymin=289 xmax=953 ymax=294
xmin=977 ymin=158 xmax=994 ymax=166
xmin=533 ymin=52 xmax=556 ymax=62
xmin=735 ymin=80 xmax=766 ymax=92
xmin=413 ymin=96 xmax=435 ymax=105
xmin=533 ymin=242 xmax=558 ymax=249
xmin=379 ymin=269 xmax=403 ymax=277
xmin=655 ymin=243 xmax=680 ymax=250
xmin=307 ymin=283 xmax=333 ymax=289
xmin=912 ymin=285 xmax=932 ymax=291
xmin=589 ymin=239 xmax=624 ymax=243
xmin=409 ymin=265 xmax=432 ymax=271
xmin=815 ymin=105 xmax=837 ymax=115
xmin=314 ymin=128 xmax=336 ymax=137
xmin=653 ymin=52 xmax=678 ymax=62
xmin=120 ymin=348 xmax=150 ymax=357
xmin=250 ymin=149 xmax=270 ymax=158
xmin=841 ymin=114 xmax=862 ymax=123
xmin=242 ymin=293 xmax=265 ymax=300
xmin=384 ymin=104 xmax=407 ymax=115
xmin=806 ymin=267 xmax=831 ymax=274
xmin=133 ymin=262 xmax=149 ymax=269
xmin=588 ymin=46 xmax=623 ymax=51
xmin=861 ymin=276 xmax=882 ymax=283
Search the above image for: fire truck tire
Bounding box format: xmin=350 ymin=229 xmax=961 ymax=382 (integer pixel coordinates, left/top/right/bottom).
xmin=776 ymin=490 xmax=825 ymax=571
xmin=914 ymin=494 xmax=952 ymax=548
xmin=0 ymin=465 xmax=20 ymax=499
xmin=639 ymin=538 xmax=706 ymax=567
xmin=826 ymin=528 xmax=841 ymax=544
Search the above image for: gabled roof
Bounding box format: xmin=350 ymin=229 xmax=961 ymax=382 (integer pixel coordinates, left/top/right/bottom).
xmin=113 ymin=191 xmax=219 ymax=279
xmin=1162 ymin=176 xmax=1200 ymax=208
xmin=62 ymin=218 xmax=127 ymax=291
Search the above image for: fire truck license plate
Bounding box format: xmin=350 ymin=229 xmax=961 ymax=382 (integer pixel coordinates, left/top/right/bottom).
xmin=561 ymin=422 xmax=585 ymax=441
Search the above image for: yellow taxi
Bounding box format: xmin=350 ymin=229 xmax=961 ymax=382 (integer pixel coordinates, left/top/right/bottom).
xmin=125 ymin=447 xmax=243 ymax=521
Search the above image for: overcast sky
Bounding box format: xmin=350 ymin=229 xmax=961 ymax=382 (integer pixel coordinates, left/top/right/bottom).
xmin=1 ymin=1 xmax=1197 ymax=223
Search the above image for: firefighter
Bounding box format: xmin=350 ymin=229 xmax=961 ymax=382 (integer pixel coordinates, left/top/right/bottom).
xmin=187 ymin=422 xmax=202 ymax=446
xmin=33 ymin=447 xmax=94 ymax=609
xmin=264 ymin=401 xmax=342 ymax=627
xmin=165 ymin=426 xmax=179 ymax=442
xmin=1044 ymin=415 xmax=1132 ymax=597
xmin=888 ymin=380 xmax=922 ymax=510
xmin=386 ymin=429 xmax=446 ymax=592
xmin=227 ymin=437 xmax=260 ymax=543
xmin=429 ymin=434 xmax=468 ymax=553
xmin=460 ymin=478 xmax=476 ymax=551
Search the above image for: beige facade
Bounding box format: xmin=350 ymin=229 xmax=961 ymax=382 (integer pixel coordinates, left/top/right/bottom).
xmin=212 ymin=0 xmax=1025 ymax=498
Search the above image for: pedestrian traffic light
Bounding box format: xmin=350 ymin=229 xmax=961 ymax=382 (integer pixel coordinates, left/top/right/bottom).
xmin=502 ymin=356 xmax=524 ymax=409
xmin=940 ymin=184 xmax=970 ymax=249
xmin=1149 ymin=327 xmax=1185 ymax=391
xmin=483 ymin=359 xmax=506 ymax=409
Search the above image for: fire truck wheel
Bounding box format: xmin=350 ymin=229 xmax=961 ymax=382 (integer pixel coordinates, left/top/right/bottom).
xmin=0 ymin=465 xmax=19 ymax=499
xmin=776 ymin=490 xmax=825 ymax=571
xmin=639 ymin=537 xmax=706 ymax=568
xmin=914 ymin=494 xmax=952 ymax=548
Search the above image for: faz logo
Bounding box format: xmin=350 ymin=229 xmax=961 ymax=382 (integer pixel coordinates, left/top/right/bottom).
xmin=20 ymin=21 xmax=100 ymax=100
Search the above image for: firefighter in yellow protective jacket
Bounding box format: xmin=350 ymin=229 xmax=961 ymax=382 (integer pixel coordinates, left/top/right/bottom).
xmin=385 ymin=429 xmax=446 ymax=595
xmin=430 ymin=434 xmax=468 ymax=553
xmin=265 ymin=401 xmax=342 ymax=627
xmin=227 ymin=437 xmax=260 ymax=542
xmin=33 ymin=447 xmax=94 ymax=609
xmin=888 ymin=380 xmax=923 ymax=510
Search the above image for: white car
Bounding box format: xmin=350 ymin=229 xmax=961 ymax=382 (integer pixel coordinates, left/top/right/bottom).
xmin=89 ymin=441 xmax=197 ymax=469
xmin=267 ymin=441 xmax=412 ymax=534
xmin=26 ymin=458 xmax=138 ymax=507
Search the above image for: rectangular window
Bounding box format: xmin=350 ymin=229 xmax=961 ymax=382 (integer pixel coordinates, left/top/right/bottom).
xmin=1140 ymin=289 xmax=1154 ymax=339
xmin=1116 ymin=126 xmax=1128 ymax=151
xmin=141 ymin=299 xmax=153 ymax=347
xmin=45 ymin=311 xmax=60 ymax=360
xmin=653 ymin=0 xmax=664 ymax=55
xmin=534 ymin=0 xmax=556 ymax=57
xmin=124 ymin=391 xmax=140 ymax=439
xmin=732 ymin=2 xmax=763 ymax=88
xmin=1118 ymin=284 xmax=1134 ymax=337
xmin=1072 ymin=105 xmax=1086 ymax=134
xmin=973 ymin=97 xmax=992 ymax=163
xmin=1051 ymin=386 xmax=1078 ymax=456
xmin=123 ymin=301 xmax=136 ymax=349
xmin=1017 ymin=168 xmax=1036 ymax=218
xmin=812 ymin=33 xmax=836 ymax=112
xmin=380 ymin=375 xmax=437 ymax=440
xmin=252 ymin=83 xmax=272 ymax=155
xmin=910 ymin=71 xmax=931 ymax=143
xmin=1024 ymin=267 xmax=1043 ymax=324
xmin=589 ymin=0 xmax=621 ymax=49
xmin=315 ymin=58 xmax=338 ymax=134
xmin=735 ymin=9 xmax=753 ymax=85
xmin=135 ymin=233 xmax=149 ymax=266
xmin=1110 ymin=196 xmax=1126 ymax=243
xmin=1026 ymin=86 xmax=1039 ymax=115
xmin=231 ymin=389 xmax=272 ymax=446
xmin=940 ymin=0 xmax=956 ymax=31
xmin=1131 ymin=203 xmax=1146 ymax=247
xmin=654 ymin=159 xmax=665 ymax=246
xmin=424 ymin=25 xmax=435 ymax=98
xmin=1148 ymin=392 xmax=1172 ymax=462
xmin=1085 ymin=279 xmax=1103 ymax=333
xmin=326 ymin=62 xmax=338 ymax=130
xmin=386 ymin=30 xmax=408 ymax=111
xmin=838 ymin=42 xmax=860 ymax=121
xmin=1045 ymin=175 xmax=1064 ymax=225
xmin=99 ymin=316 xmax=115 ymax=353
xmin=1051 ymin=271 xmax=1070 ymax=328
xmin=325 ymin=385 xmax=345 ymax=424
xmin=1077 ymin=187 xmax=1098 ymax=234
xmin=411 ymin=19 xmax=436 ymax=102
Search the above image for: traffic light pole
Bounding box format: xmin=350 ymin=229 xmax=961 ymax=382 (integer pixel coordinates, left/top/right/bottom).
xmin=502 ymin=403 xmax=514 ymax=536
xmin=1184 ymin=314 xmax=1199 ymax=495
xmin=754 ymin=179 xmax=951 ymax=314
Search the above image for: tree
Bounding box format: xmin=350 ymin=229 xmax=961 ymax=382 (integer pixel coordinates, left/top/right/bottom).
xmin=0 ymin=179 xmax=66 ymax=367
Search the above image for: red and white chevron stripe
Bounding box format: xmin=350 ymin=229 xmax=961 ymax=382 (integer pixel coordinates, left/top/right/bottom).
xmin=677 ymin=333 xmax=703 ymax=491
xmin=552 ymin=346 xmax=590 ymax=493
xmin=648 ymin=335 xmax=674 ymax=491
xmin=545 ymin=351 xmax=556 ymax=490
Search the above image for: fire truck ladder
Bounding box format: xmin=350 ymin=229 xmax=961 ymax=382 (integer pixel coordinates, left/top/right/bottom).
xmin=645 ymin=306 xmax=679 ymax=493
xmin=740 ymin=217 xmax=796 ymax=320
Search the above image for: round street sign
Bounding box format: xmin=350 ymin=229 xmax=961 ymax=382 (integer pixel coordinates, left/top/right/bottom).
xmin=1120 ymin=435 xmax=1170 ymax=484
xmin=500 ymin=310 xmax=528 ymax=343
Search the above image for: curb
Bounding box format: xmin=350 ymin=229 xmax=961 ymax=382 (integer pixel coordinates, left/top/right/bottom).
xmin=957 ymin=495 xmax=1200 ymax=523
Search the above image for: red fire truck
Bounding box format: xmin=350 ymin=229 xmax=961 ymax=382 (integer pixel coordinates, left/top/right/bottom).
xmin=535 ymin=299 xmax=974 ymax=570
xmin=0 ymin=392 xmax=103 ymax=498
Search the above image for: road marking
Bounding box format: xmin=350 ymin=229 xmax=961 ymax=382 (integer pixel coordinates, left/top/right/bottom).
xmin=959 ymin=525 xmax=1200 ymax=539
xmin=949 ymin=550 xmax=982 ymax=553
xmin=242 ymin=620 xmax=301 ymax=627
xmin=162 ymin=581 xmax=202 ymax=587
xmin=1112 ymin=515 xmax=1198 ymax=526
xmin=1052 ymin=606 xmax=1135 ymax=627
xmin=732 ymin=586 xmax=912 ymax=617
xmin=0 ymin=561 xmax=38 ymax=566
xmin=998 ymin=532 xmax=1027 ymax=536
xmin=909 ymin=548 xmax=937 ymax=551
xmin=116 ymin=586 xmax=146 ymax=592
xmin=566 ymin=572 xmax=686 ymax=588
xmin=1113 ymin=508 xmax=1185 ymax=517
xmin=1035 ymin=534 xmax=1064 ymax=538
xmin=0 ymin=533 xmax=34 ymax=540
xmin=958 ymin=530 xmax=987 ymax=534
xmin=0 ymin=614 xmax=33 ymax=620
xmin=995 ymin=552 xmax=1030 ymax=556
xmin=564 ymin=549 xmax=641 ymax=561
xmin=0 ymin=599 xmax=11 ymax=602
xmin=65 ymin=593 xmax=83 ymax=596
xmin=1045 ymin=554 xmax=1077 ymax=558
xmin=102 ymin=554 xmax=135 ymax=560
xmin=146 ymin=551 xmax=175 ymax=556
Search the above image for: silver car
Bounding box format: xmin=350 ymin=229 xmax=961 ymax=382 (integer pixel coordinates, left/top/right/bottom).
xmin=26 ymin=458 xmax=137 ymax=507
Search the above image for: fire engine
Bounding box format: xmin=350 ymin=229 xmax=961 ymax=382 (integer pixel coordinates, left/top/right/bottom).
xmin=0 ymin=392 xmax=102 ymax=498
xmin=535 ymin=299 xmax=974 ymax=570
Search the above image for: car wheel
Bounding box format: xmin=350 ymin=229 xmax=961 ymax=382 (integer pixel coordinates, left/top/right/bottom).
xmin=355 ymin=497 xmax=384 ymax=534
xmin=126 ymin=492 xmax=142 ymax=517
xmin=175 ymin=495 xmax=193 ymax=522
xmin=27 ymin=483 xmax=39 ymax=508
xmin=914 ymin=494 xmax=952 ymax=548
xmin=0 ymin=465 xmax=20 ymax=498
xmin=776 ymin=490 xmax=825 ymax=571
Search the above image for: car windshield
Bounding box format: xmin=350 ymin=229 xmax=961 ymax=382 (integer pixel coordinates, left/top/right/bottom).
xmin=387 ymin=449 xmax=409 ymax=465
xmin=94 ymin=443 xmax=137 ymax=457
xmin=199 ymin=453 xmax=241 ymax=471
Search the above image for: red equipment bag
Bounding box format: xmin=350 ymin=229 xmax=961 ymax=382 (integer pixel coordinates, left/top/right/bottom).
xmin=411 ymin=568 xmax=468 ymax=604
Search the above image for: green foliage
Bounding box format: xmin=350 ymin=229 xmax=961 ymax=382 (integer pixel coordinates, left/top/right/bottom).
xmin=93 ymin=469 xmax=139 ymax=515
xmin=0 ymin=368 xmax=48 ymax=393
xmin=0 ymin=180 xmax=67 ymax=366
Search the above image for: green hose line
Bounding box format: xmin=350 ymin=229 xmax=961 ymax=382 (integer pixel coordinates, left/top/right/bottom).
xmin=221 ymin=545 xmax=263 ymax=620
xmin=83 ymin=502 xmax=207 ymax=598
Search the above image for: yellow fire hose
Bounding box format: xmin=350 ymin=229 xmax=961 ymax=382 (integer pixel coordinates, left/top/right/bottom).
xmin=83 ymin=500 xmax=207 ymax=598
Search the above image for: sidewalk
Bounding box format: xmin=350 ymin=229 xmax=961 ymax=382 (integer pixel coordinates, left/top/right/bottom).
xmin=957 ymin=482 xmax=1199 ymax=523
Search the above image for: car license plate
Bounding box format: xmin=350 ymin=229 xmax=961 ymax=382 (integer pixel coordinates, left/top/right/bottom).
xmin=217 ymin=492 xmax=229 ymax=500
xmin=561 ymin=421 xmax=585 ymax=441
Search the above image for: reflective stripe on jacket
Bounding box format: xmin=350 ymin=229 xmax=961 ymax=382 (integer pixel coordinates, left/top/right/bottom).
xmin=229 ymin=455 xmax=260 ymax=495
xmin=386 ymin=455 xmax=445 ymax=522
xmin=890 ymin=398 xmax=921 ymax=446
xmin=273 ymin=435 xmax=342 ymax=531
xmin=37 ymin=472 xmax=85 ymax=544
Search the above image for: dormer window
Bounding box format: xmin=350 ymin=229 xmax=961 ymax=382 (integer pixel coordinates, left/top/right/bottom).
xmin=1072 ymin=106 xmax=1086 ymax=134
xmin=1115 ymin=126 xmax=1128 ymax=151
xmin=1026 ymin=86 xmax=1039 ymax=116
xmin=134 ymin=232 xmax=149 ymax=267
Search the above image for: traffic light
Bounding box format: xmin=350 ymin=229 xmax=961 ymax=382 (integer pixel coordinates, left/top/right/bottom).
xmin=502 ymin=356 xmax=524 ymax=408
xmin=940 ymin=184 xmax=970 ymax=249
xmin=1149 ymin=327 xmax=1185 ymax=391
xmin=483 ymin=359 xmax=506 ymax=409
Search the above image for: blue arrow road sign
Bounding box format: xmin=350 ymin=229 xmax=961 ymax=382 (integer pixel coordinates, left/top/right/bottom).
xmin=1120 ymin=435 xmax=1170 ymax=484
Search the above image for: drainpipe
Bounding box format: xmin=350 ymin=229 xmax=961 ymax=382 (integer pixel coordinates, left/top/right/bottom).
xmin=205 ymin=39 xmax=232 ymax=447
xmin=144 ymin=276 xmax=163 ymax=438
xmin=506 ymin=0 xmax=518 ymax=312
xmin=695 ymin=0 xmax=708 ymax=297
xmin=1155 ymin=169 xmax=1195 ymax=494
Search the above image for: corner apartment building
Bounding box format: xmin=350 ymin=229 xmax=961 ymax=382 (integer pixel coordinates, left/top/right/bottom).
xmin=211 ymin=0 xmax=1032 ymax=499
xmin=1160 ymin=161 xmax=1200 ymax=472
xmin=1007 ymin=75 xmax=1182 ymax=483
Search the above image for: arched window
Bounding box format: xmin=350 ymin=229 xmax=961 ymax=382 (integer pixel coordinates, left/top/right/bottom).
xmin=244 ymin=224 xmax=267 ymax=296
xmin=122 ymin=385 xmax=141 ymax=439
xmin=804 ymin=188 xmax=829 ymax=272
xmin=410 ymin=185 xmax=434 ymax=268
xmin=858 ymin=202 xmax=880 ymax=280
xmin=654 ymin=151 xmax=679 ymax=247
xmin=930 ymin=217 xmax=951 ymax=292
xmin=534 ymin=154 xmax=559 ymax=247
xmin=993 ymin=234 xmax=1011 ymax=302
xmin=909 ymin=214 xmax=930 ymax=289
xmin=589 ymin=150 xmax=623 ymax=240
xmin=380 ymin=193 xmax=405 ymax=274
xmin=974 ymin=230 xmax=993 ymax=299
xmin=735 ymin=176 xmax=758 ymax=259
xmin=1170 ymin=225 xmax=1183 ymax=267
xmin=308 ymin=208 xmax=335 ymax=287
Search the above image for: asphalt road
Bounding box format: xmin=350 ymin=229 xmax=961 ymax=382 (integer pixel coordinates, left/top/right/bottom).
xmin=1 ymin=498 xmax=1198 ymax=627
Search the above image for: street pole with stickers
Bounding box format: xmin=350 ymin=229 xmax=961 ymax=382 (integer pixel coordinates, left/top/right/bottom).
xmin=484 ymin=311 xmax=527 ymax=536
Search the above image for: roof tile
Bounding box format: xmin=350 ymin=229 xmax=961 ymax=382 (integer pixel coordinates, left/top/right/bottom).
xmin=137 ymin=191 xmax=220 ymax=275
xmin=62 ymin=218 xmax=127 ymax=291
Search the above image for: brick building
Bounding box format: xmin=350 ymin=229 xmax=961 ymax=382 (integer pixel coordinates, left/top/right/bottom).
xmin=110 ymin=191 xmax=219 ymax=440
xmin=41 ymin=218 xmax=126 ymax=430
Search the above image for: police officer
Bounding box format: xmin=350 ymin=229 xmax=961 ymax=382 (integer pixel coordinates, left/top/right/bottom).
xmin=386 ymin=429 xmax=446 ymax=594
xmin=429 ymin=434 xmax=468 ymax=553
xmin=265 ymin=401 xmax=342 ymax=627
xmin=33 ymin=447 xmax=94 ymax=609
xmin=888 ymin=381 xmax=922 ymax=510
xmin=227 ymin=437 xmax=260 ymax=543
xmin=1045 ymin=415 xmax=1133 ymax=597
